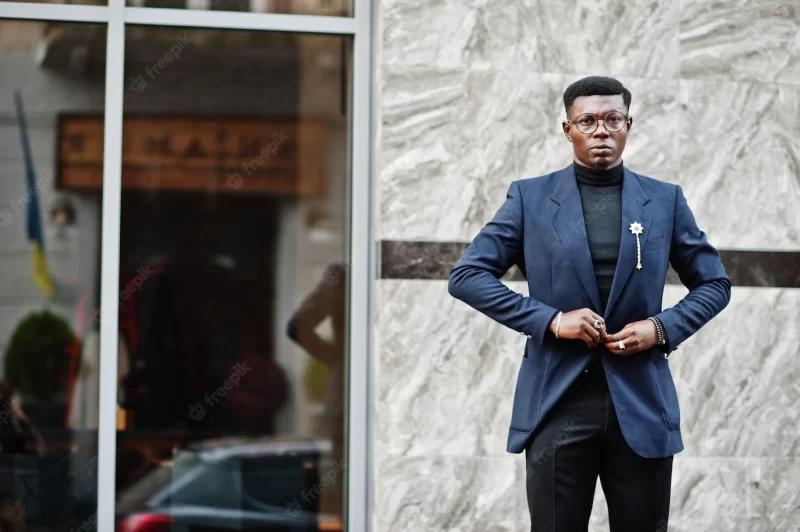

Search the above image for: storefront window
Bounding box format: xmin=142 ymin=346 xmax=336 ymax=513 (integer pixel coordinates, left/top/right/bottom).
xmin=0 ymin=20 xmax=105 ymax=531
xmin=124 ymin=0 xmax=352 ymax=17
xmin=0 ymin=0 xmax=105 ymax=6
xmin=112 ymin=26 xmax=351 ymax=531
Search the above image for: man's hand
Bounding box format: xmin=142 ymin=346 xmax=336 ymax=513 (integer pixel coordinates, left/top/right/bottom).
xmin=548 ymin=308 xmax=606 ymax=348
xmin=604 ymin=320 xmax=658 ymax=355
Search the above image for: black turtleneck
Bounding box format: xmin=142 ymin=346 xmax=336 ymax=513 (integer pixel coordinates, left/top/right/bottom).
xmin=574 ymin=162 xmax=623 ymax=312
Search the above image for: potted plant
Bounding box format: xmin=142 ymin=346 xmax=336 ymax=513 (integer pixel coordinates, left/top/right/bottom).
xmin=3 ymin=310 xmax=78 ymax=428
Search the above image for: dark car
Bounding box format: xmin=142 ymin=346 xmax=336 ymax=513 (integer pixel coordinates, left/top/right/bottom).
xmin=116 ymin=437 xmax=342 ymax=532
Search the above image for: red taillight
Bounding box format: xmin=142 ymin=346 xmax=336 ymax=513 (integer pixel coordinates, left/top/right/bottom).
xmin=117 ymin=514 xmax=172 ymax=532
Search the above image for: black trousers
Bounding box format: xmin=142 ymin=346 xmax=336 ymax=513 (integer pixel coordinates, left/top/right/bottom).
xmin=525 ymin=357 xmax=673 ymax=532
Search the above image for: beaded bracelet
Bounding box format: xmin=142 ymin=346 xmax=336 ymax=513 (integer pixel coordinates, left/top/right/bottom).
xmin=648 ymin=317 xmax=665 ymax=345
xmin=649 ymin=317 xmax=664 ymax=344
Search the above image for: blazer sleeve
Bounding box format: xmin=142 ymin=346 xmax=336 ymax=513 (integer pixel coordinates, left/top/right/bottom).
xmin=655 ymin=185 xmax=731 ymax=356
xmin=448 ymin=181 xmax=559 ymax=345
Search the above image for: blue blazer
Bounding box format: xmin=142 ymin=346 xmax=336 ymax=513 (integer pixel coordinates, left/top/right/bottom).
xmin=448 ymin=164 xmax=731 ymax=458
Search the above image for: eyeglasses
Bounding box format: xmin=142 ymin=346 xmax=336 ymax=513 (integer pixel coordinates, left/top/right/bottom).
xmin=565 ymin=111 xmax=630 ymax=134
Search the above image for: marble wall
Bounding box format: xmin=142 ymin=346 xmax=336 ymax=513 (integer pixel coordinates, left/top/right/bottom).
xmin=374 ymin=0 xmax=800 ymax=531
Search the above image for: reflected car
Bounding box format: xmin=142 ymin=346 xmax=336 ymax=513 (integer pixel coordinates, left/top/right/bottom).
xmin=116 ymin=437 xmax=342 ymax=532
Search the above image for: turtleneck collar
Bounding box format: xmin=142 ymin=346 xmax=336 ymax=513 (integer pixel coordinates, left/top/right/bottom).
xmin=574 ymin=161 xmax=623 ymax=187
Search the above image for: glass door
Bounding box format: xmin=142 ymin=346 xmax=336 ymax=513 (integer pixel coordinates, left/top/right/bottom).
xmin=0 ymin=18 xmax=107 ymax=531
xmin=0 ymin=1 xmax=372 ymax=530
xmin=114 ymin=26 xmax=351 ymax=532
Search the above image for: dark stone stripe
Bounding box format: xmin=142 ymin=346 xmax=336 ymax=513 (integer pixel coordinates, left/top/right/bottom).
xmin=380 ymin=240 xmax=800 ymax=288
xmin=713 ymin=250 xmax=800 ymax=288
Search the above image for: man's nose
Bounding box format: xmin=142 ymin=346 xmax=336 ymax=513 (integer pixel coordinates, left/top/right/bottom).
xmin=592 ymin=121 xmax=611 ymax=136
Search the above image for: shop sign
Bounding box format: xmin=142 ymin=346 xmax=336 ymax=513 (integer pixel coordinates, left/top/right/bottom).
xmin=57 ymin=114 xmax=327 ymax=196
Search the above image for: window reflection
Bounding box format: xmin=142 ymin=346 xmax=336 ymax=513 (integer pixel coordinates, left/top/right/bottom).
xmin=0 ymin=20 xmax=105 ymax=531
xmin=126 ymin=0 xmax=352 ymax=17
xmin=287 ymin=262 xmax=347 ymax=515
xmin=114 ymin=27 xmax=351 ymax=531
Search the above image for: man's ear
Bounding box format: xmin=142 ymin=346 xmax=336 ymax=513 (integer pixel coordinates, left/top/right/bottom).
xmin=562 ymin=121 xmax=571 ymax=139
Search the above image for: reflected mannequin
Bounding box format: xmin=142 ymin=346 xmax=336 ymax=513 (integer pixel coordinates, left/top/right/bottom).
xmin=287 ymin=262 xmax=347 ymax=518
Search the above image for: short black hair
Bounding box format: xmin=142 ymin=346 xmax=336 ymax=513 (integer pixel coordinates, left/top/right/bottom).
xmin=563 ymin=76 xmax=632 ymax=116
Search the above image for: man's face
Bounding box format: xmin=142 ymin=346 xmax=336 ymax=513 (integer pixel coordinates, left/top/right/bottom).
xmin=562 ymin=94 xmax=631 ymax=169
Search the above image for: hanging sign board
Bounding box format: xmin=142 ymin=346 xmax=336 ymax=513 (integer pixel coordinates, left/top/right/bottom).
xmin=57 ymin=114 xmax=327 ymax=196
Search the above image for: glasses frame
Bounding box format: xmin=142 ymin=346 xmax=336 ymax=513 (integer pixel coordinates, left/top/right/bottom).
xmin=565 ymin=111 xmax=632 ymax=134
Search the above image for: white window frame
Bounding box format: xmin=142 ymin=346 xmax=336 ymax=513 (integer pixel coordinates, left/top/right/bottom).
xmin=0 ymin=1 xmax=374 ymax=530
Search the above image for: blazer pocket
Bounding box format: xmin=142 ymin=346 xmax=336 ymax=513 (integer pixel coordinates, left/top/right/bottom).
xmin=642 ymin=234 xmax=666 ymax=253
xmin=509 ymin=352 xmax=550 ymax=433
xmin=651 ymin=359 xmax=681 ymax=433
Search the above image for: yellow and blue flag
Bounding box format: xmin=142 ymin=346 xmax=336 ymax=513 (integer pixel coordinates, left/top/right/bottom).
xmin=14 ymin=90 xmax=54 ymax=298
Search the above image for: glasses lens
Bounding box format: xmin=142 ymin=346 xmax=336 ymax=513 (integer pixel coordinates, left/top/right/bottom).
xmin=604 ymin=112 xmax=625 ymax=132
xmin=575 ymin=114 xmax=597 ymax=133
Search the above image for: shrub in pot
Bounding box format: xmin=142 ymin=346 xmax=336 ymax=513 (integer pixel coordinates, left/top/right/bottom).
xmin=4 ymin=310 xmax=78 ymax=427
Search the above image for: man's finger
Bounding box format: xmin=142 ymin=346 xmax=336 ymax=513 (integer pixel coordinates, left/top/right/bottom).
xmin=580 ymin=332 xmax=594 ymax=347
xmin=604 ymin=332 xmax=632 ymax=350
xmin=607 ymin=342 xmax=636 ymax=356
xmin=585 ymin=312 xmax=605 ymax=335
xmin=615 ymin=344 xmax=642 ymax=356
xmin=606 ymin=325 xmax=633 ymax=342
xmin=585 ymin=323 xmax=602 ymax=345
xmin=604 ymin=338 xmax=630 ymax=349
xmin=589 ymin=327 xmax=600 ymax=342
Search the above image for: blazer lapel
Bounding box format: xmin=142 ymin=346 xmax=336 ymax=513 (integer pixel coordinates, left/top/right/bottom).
xmin=604 ymin=167 xmax=651 ymax=319
xmin=552 ymin=164 xmax=603 ymax=313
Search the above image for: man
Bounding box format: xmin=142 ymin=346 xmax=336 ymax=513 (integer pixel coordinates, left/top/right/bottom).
xmin=448 ymin=76 xmax=730 ymax=531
